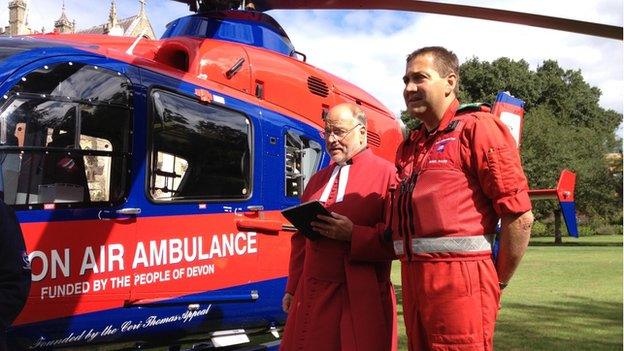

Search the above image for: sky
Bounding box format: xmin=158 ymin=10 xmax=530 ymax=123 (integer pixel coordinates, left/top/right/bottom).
xmin=5 ymin=0 xmax=622 ymax=119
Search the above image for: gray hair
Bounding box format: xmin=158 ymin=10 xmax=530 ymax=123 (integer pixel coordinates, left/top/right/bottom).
xmin=346 ymin=103 xmax=366 ymax=126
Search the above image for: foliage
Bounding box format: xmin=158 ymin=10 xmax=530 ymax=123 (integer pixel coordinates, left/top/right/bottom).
xmin=458 ymin=57 xmax=541 ymax=111
xmin=399 ymin=110 xmax=420 ymax=131
xmin=577 ymin=225 xmax=595 ymax=237
xmin=595 ymin=225 xmax=623 ymax=235
xmin=457 ymin=58 xmax=623 ymax=223
xmin=531 ymin=220 xmax=548 ymax=237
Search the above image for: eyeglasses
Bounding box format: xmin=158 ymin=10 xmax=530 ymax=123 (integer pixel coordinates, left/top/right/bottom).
xmin=320 ymin=124 xmax=362 ymax=140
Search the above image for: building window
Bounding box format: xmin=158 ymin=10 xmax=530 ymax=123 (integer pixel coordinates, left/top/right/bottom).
xmin=0 ymin=62 xmax=132 ymax=208
xmin=285 ymin=131 xmax=321 ymax=198
xmin=149 ymin=90 xmax=251 ymax=201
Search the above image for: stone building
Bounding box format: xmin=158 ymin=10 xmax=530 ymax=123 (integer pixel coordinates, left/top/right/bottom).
xmin=1 ymin=0 xmax=33 ymax=35
xmin=78 ymin=0 xmax=156 ymax=39
xmin=54 ymin=2 xmax=75 ymax=34
xmin=1 ymin=0 xmax=156 ymax=39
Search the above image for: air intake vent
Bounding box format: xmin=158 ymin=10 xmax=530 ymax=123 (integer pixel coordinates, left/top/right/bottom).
xmin=367 ymin=131 xmax=381 ymax=147
xmin=307 ymin=76 xmax=329 ymax=97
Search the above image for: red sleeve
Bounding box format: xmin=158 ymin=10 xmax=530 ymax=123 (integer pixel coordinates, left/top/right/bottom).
xmin=462 ymin=113 xmax=532 ymax=216
xmin=349 ymin=163 xmax=398 ymax=262
xmin=350 ymin=223 xmax=395 ymax=262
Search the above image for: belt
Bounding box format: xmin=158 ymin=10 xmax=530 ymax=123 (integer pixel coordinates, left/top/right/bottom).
xmin=394 ymin=235 xmax=494 ymax=255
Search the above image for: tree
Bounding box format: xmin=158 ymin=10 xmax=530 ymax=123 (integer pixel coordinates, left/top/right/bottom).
xmin=458 ymin=57 xmax=541 ymax=111
xmin=459 ymin=58 xmax=622 ymax=223
xmin=400 ymin=110 xmax=420 ymax=131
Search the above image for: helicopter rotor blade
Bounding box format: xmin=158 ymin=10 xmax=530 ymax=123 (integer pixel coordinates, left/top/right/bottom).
xmin=249 ymin=0 xmax=622 ymax=40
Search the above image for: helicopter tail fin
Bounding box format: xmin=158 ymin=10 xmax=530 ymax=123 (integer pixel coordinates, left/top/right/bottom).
xmin=491 ymin=91 xmax=525 ymax=148
xmin=490 ymin=92 xmax=578 ymax=237
xmin=555 ymin=170 xmax=578 ymax=238
xmin=528 ymin=169 xmax=578 ymax=237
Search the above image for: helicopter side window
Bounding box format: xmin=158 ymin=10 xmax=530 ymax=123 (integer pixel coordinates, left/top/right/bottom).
xmin=149 ymin=90 xmax=251 ymax=202
xmin=0 ymin=62 xmax=132 ymax=208
xmin=285 ymin=131 xmax=321 ymax=198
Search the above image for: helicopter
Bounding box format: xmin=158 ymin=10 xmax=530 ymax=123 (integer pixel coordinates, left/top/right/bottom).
xmin=1 ymin=0 xmax=619 ymax=350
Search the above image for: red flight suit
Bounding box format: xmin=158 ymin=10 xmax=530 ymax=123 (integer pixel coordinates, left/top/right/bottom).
xmin=391 ymin=100 xmax=532 ymax=350
xmin=281 ymin=148 xmax=397 ymax=351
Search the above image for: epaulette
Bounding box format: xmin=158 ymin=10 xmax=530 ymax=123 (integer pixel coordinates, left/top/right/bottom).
xmin=457 ymin=102 xmax=491 ymax=114
xmin=441 ymin=120 xmax=460 ymax=133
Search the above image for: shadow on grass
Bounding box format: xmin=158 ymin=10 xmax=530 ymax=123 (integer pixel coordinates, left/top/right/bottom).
xmin=496 ymin=296 xmax=623 ymax=351
xmin=529 ymin=241 xmax=622 ymax=247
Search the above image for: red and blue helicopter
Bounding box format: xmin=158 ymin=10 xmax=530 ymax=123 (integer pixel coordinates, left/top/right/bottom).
xmin=0 ymin=0 xmax=619 ymax=349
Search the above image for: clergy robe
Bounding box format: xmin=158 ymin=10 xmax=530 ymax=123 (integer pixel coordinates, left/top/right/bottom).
xmin=280 ymin=148 xmax=397 ymax=351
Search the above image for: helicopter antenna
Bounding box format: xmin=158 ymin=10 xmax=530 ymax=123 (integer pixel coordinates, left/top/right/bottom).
xmin=126 ymin=28 xmax=147 ymax=55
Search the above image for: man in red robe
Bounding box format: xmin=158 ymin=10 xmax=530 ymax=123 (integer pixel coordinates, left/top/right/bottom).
xmin=280 ymin=103 xmax=397 ymax=351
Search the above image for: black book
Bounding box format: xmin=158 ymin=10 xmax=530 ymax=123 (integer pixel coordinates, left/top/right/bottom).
xmin=281 ymin=201 xmax=331 ymax=240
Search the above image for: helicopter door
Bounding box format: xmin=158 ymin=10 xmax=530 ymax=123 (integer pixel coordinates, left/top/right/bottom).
xmin=249 ymin=111 xmax=324 ymax=286
xmin=0 ymin=60 xmax=136 ymax=324
xmin=129 ymin=81 xmax=259 ymax=303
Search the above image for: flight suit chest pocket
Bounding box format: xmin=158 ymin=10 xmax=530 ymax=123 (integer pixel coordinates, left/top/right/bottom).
xmin=423 ymin=136 xmax=459 ymax=170
xmin=412 ymin=169 xmax=461 ymax=236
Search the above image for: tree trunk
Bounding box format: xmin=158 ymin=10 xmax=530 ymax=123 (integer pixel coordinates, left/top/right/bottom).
xmin=554 ymin=209 xmax=563 ymax=245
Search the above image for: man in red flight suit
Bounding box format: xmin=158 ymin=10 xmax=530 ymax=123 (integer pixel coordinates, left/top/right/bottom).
xmin=280 ymin=103 xmax=397 ymax=351
xmin=393 ymin=46 xmax=534 ymax=351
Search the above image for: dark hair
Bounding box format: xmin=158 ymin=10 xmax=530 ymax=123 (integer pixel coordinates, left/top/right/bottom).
xmin=406 ymin=46 xmax=460 ymax=94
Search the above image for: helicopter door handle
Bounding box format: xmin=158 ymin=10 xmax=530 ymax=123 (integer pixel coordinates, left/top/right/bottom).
xmin=98 ymin=207 xmax=141 ymax=220
xmin=236 ymin=219 xmax=281 ymax=234
xmin=116 ymin=208 xmax=142 ymax=216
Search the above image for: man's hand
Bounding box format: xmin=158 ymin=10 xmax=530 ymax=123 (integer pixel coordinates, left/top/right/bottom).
xmin=282 ymin=293 xmax=293 ymax=313
xmin=311 ymin=212 xmax=354 ymax=241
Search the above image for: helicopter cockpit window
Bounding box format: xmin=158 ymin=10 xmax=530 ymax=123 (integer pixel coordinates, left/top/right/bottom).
xmin=149 ymin=90 xmax=251 ymax=202
xmin=259 ymin=26 xmax=295 ymax=57
xmin=214 ymin=20 xmax=254 ymax=45
xmin=0 ymin=62 xmax=132 ymax=208
xmin=285 ymin=131 xmax=321 ymax=198
xmin=13 ymin=62 xmax=130 ymax=105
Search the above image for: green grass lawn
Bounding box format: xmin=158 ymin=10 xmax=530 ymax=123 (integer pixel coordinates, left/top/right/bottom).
xmin=391 ymin=235 xmax=623 ymax=351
